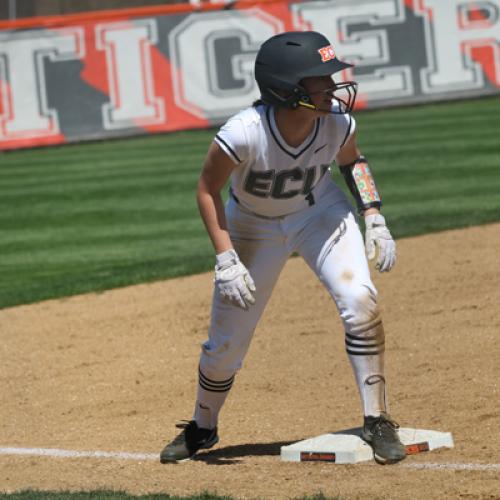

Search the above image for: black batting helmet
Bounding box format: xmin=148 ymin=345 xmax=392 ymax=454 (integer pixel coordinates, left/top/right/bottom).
xmin=254 ymin=31 xmax=357 ymax=113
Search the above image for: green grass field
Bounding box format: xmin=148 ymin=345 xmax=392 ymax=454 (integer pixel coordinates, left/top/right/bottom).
xmin=1 ymin=96 xmax=499 ymax=310
xmin=0 ymin=492 xmax=233 ymax=500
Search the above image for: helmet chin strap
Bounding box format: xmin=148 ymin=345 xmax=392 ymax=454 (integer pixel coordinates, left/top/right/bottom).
xmin=297 ymin=87 xmax=339 ymax=112
xmin=297 ymin=99 xmax=334 ymax=113
xmin=297 ymin=100 xmax=317 ymax=110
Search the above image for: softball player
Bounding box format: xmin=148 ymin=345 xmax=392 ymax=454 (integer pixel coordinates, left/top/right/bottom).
xmin=161 ymin=31 xmax=406 ymax=465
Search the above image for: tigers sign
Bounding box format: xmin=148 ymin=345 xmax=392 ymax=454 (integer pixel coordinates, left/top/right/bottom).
xmin=0 ymin=0 xmax=498 ymax=150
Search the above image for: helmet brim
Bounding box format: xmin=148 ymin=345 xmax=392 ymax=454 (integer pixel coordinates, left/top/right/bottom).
xmin=299 ymin=58 xmax=353 ymax=79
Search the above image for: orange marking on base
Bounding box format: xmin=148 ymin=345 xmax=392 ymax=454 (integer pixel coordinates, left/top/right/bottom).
xmin=300 ymin=451 xmax=336 ymax=462
xmin=405 ymin=442 xmax=430 ymax=455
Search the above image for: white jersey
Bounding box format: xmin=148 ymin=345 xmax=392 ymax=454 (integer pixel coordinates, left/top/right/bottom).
xmin=214 ymin=103 xmax=355 ymax=217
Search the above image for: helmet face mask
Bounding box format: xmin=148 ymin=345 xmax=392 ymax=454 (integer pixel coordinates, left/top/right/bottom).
xmin=255 ymin=31 xmax=357 ymax=114
xmin=305 ymin=81 xmax=358 ymax=114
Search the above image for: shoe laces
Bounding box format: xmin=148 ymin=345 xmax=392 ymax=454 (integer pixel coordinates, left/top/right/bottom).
xmin=368 ymin=413 xmax=400 ymax=438
xmin=170 ymin=420 xmax=195 ymax=444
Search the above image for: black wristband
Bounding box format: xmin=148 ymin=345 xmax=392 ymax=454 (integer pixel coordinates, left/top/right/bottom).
xmin=339 ymin=156 xmax=382 ymax=215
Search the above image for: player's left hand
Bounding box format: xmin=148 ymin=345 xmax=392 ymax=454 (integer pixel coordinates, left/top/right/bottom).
xmin=364 ymin=213 xmax=396 ymax=272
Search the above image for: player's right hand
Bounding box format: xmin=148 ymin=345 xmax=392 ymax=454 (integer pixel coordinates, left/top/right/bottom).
xmin=364 ymin=213 xmax=396 ymax=272
xmin=214 ymin=249 xmax=256 ymax=309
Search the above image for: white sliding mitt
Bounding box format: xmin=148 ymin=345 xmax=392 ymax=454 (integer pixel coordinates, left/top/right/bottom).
xmin=214 ymin=249 xmax=256 ymax=309
xmin=364 ymin=214 xmax=397 ymax=272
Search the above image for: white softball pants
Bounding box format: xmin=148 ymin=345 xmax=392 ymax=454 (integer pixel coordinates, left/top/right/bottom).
xmin=199 ymin=187 xmax=382 ymax=382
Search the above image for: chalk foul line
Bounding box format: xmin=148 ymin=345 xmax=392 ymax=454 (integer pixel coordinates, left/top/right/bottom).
xmin=0 ymin=447 xmax=158 ymax=461
xmin=401 ymin=462 xmax=500 ymax=471
xmin=1 ymin=447 xmax=499 ymax=471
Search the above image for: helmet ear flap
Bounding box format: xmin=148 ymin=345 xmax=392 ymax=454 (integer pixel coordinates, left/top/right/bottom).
xmin=293 ymin=86 xmax=314 ymax=109
xmin=265 ymin=83 xmax=310 ymax=110
xmin=266 ymin=87 xmax=291 ymax=107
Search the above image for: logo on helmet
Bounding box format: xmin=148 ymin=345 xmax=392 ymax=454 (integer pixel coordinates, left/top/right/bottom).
xmin=318 ymin=45 xmax=336 ymax=62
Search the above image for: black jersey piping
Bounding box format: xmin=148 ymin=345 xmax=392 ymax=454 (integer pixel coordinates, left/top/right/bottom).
xmin=215 ymin=134 xmax=241 ymax=163
xmin=266 ymin=107 xmax=319 ymax=160
xmin=339 ymin=114 xmax=353 ymax=149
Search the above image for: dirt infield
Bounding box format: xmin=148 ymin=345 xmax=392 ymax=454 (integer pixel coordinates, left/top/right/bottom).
xmin=1 ymin=224 xmax=499 ymax=499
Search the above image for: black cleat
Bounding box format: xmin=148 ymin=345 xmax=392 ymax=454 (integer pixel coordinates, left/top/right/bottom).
xmin=362 ymin=412 xmax=406 ymax=464
xmin=160 ymin=420 xmax=219 ymax=463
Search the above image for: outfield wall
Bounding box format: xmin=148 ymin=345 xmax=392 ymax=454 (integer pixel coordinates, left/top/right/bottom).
xmin=0 ymin=0 xmax=499 ymax=150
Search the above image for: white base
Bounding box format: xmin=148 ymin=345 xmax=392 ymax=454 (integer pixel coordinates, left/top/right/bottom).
xmin=280 ymin=427 xmax=454 ymax=463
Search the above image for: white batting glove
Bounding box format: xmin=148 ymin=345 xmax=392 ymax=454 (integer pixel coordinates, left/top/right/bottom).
xmin=364 ymin=214 xmax=396 ymax=272
xmin=214 ymin=249 xmax=256 ymax=309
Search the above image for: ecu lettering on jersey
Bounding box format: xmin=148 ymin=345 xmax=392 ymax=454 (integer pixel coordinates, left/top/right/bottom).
xmin=214 ymin=103 xmax=355 ymax=217
xmin=244 ymin=164 xmax=330 ymax=199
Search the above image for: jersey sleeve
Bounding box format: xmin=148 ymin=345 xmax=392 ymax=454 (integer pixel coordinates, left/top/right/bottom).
xmin=214 ymin=116 xmax=249 ymax=165
xmin=337 ymin=113 xmax=356 ymax=149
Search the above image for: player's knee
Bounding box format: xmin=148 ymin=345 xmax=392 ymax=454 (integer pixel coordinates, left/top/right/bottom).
xmin=340 ymin=284 xmax=380 ymax=329
xmin=200 ymin=339 xmax=244 ymax=375
xmin=342 ymin=286 xmax=385 ymax=353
